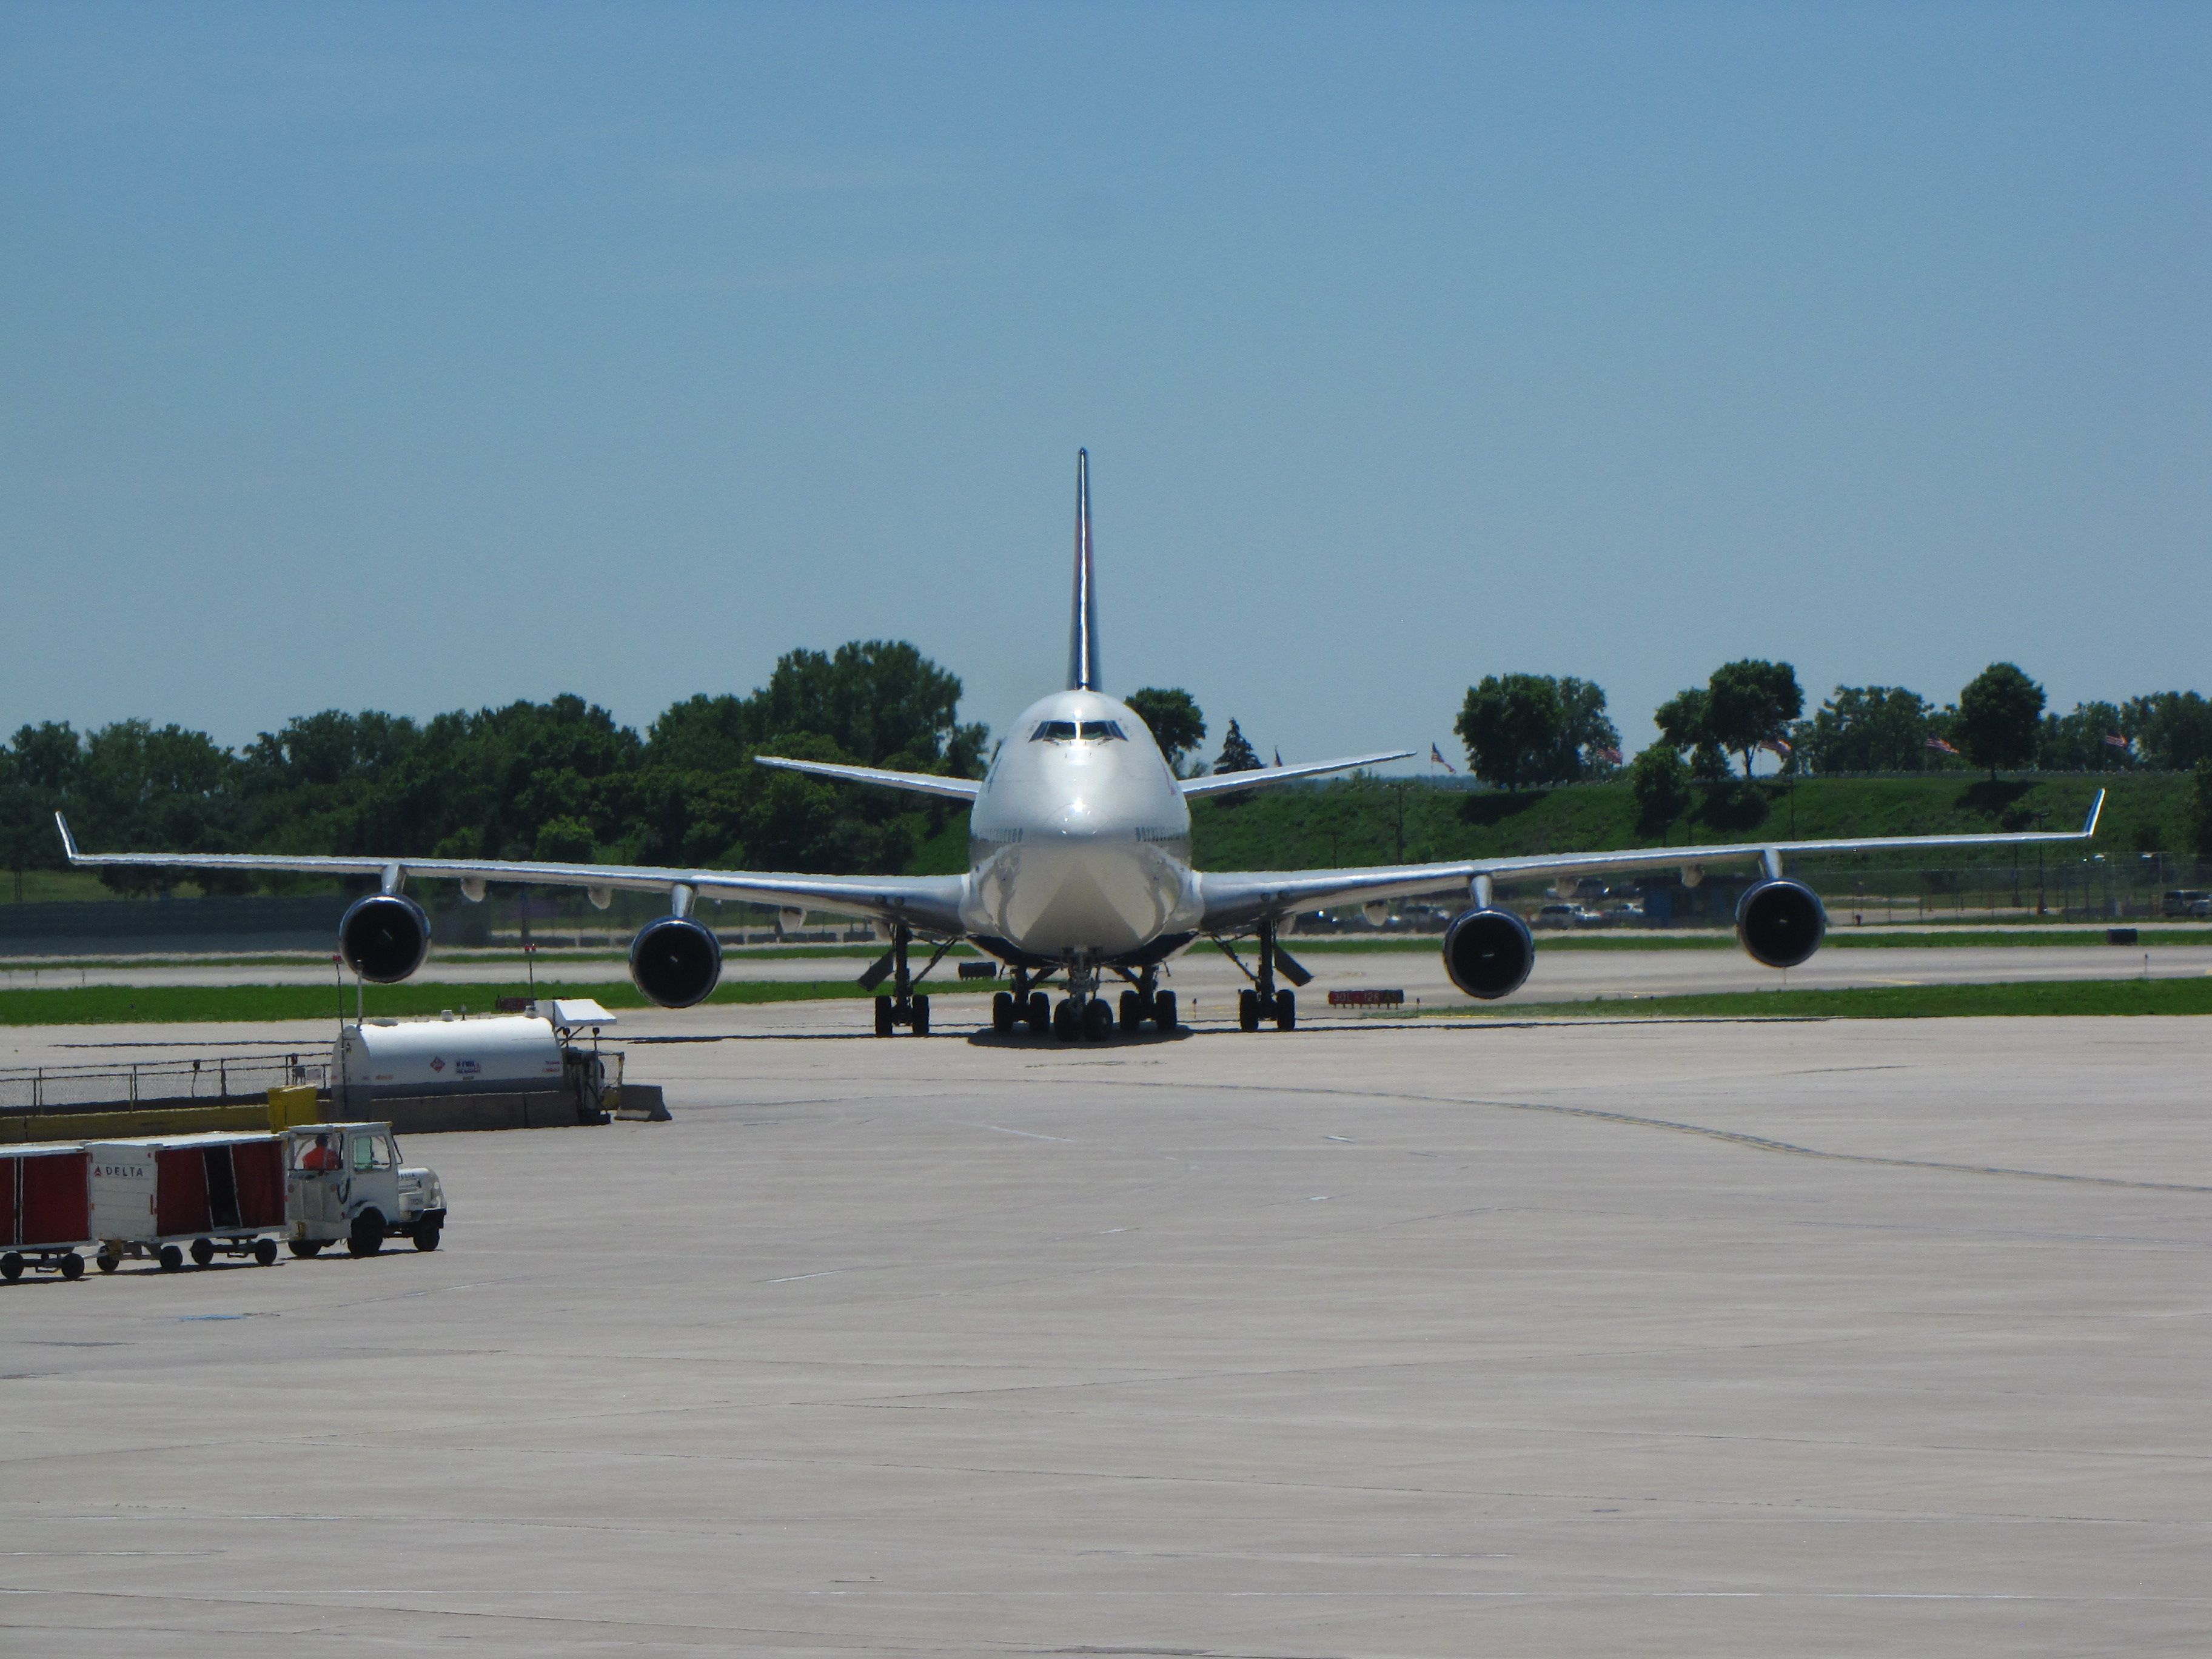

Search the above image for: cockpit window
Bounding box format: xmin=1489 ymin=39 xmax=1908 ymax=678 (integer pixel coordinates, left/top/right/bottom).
xmin=1031 ymin=719 xmax=1127 ymax=743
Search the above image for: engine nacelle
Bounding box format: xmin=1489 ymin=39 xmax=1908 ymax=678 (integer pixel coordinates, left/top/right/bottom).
xmin=340 ymin=893 xmax=432 ymax=984
xmin=1442 ymin=906 xmax=1535 ymax=1000
xmin=1735 ymin=877 xmax=1827 ymax=969
xmin=629 ymin=916 xmax=723 ymax=1008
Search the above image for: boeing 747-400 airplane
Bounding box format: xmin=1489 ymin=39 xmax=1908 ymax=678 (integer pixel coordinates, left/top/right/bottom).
xmin=58 ymin=453 xmax=2103 ymax=1041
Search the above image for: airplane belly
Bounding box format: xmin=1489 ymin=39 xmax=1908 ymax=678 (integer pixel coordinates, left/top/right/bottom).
xmin=981 ymin=839 xmax=1182 ymax=958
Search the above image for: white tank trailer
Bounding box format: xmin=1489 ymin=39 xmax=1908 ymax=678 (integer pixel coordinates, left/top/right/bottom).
xmin=334 ymin=1014 xmax=565 ymax=1110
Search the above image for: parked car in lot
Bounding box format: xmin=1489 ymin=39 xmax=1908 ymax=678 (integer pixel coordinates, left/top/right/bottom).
xmin=1533 ymin=903 xmax=1580 ymax=929
xmin=2163 ymin=890 xmax=2211 ymax=918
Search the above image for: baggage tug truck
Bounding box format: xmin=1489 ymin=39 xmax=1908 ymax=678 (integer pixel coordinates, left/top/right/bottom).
xmin=83 ymin=1125 xmax=446 ymax=1271
xmin=283 ymin=1122 xmax=446 ymax=1257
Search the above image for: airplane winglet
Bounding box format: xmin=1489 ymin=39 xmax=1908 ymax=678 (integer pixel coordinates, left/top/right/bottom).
xmin=2083 ymin=788 xmax=2105 ymax=837
xmin=53 ymin=811 xmax=81 ymax=863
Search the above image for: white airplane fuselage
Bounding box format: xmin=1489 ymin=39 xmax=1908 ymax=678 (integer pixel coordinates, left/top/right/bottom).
xmin=958 ymin=689 xmax=1202 ymax=962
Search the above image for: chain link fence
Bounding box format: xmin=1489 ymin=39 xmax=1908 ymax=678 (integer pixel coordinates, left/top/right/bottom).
xmin=1 ymin=1053 xmax=329 ymax=1114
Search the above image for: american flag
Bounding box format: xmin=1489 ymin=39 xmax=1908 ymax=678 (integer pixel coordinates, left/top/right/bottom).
xmin=1926 ymin=736 xmax=1960 ymax=756
xmin=1430 ymin=744 xmax=1456 ymax=773
xmin=2104 ymin=732 xmax=2130 ymax=750
xmin=1760 ymin=737 xmax=1792 ymax=756
xmin=1594 ymin=745 xmax=1623 ymax=766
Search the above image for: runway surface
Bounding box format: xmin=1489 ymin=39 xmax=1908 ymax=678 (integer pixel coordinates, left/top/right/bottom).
xmin=4 ymin=1011 xmax=2210 ymax=1655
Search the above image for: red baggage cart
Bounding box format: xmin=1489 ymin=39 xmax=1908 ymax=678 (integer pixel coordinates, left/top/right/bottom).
xmin=2 ymin=1141 xmax=94 ymax=1282
xmin=89 ymin=1131 xmax=288 ymax=1272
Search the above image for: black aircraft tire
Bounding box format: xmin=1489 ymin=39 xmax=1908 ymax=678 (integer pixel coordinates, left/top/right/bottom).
xmin=1275 ymin=988 xmax=1297 ymax=1031
xmin=992 ymin=991 xmax=1014 ymax=1033
xmin=1028 ymin=991 xmax=1051 ymax=1031
xmin=1154 ymin=990 xmax=1178 ymax=1032
xmin=874 ymin=996 xmax=895 ymax=1036
xmin=912 ymin=994 xmax=930 ymax=1037
xmin=1238 ymin=988 xmax=1260 ymax=1032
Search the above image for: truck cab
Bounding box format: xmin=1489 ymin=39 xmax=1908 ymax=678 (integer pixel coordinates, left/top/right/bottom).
xmin=284 ymin=1122 xmax=446 ymax=1258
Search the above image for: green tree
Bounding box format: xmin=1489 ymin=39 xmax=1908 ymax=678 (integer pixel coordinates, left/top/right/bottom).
xmin=1651 ymin=686 xmax=1731 ymax=781
xmin=1455 ymin=675 xmax=1563 ymax=789
xmin=2123 ymin=691 xmax=2212 ymax=771
xmin=1213 ymin=719 xmax=1262 ymax=774
xmin=2037 ymin=702 xmax=2134 ymax=773
xmin=1124 ymin=688 xmax=1207 ymax=775
xmin=1705 ymin=659 xmax=1803 ymax=777
xmin=1800 ymin=686 xmax=1931 ymax=773
xmin=2191 ymin=759 xmax=2212 ymax=859
xmin=1628 ymin=745 xmax=1691 ymax=834
xmin=1956 ymin=663 xmax=2045 ymax=778
xmin=1 ymin=722 xmax=82 ymax=901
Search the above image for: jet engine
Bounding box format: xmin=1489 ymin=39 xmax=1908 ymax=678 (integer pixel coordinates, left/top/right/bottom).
xmin=629 ymin=916 xmax=724 ymax=1008
xmin=339 ymin=893 xmax=432 ymax=984
xmin=1442 ymin=906 xmax=1535 ymax=1000
xmin=1735 ymin=878 xmax=1827 ymax=969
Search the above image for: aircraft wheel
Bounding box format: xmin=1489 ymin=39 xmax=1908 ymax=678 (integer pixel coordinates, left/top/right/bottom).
xmin=1238 ymin=988 xmax=1260 ymax=1032
xmin=1051 ymin=998 xmax=1079 ymax=1041
xmin=874 ymin=996 xmax=895 ymax=1037
xmin=1083 ymin=999 xmax=1114 ymax=1042
xmin=1153 ymin=990 xmax=1178 ymax=1032
xmin=1275 ymin=988 xmax=1297 ymax=1031
xmin=1119 ymin=990 xmax=1140 ymax=1032
xmin=992 ymin=991 xmax=1014 ymax=1033
xmin=911 ymin=994 xmax=930 ymax=1037
xmin=189 ymin=1237 xmax=215 ymax=1268
xmin=347 ymin=1210 xmax=385 ymax=1258
xmin=1028 ymin=991 xmax=1051 ymax=1031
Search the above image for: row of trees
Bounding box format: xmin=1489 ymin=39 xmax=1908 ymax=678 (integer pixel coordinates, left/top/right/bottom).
xmin=1 ymin=642 xmax=989 ymax=899
xmin=1453 ymin=664 xmax=2212 ymax=791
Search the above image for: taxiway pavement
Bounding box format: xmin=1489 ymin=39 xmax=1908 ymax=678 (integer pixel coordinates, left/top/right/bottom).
xmin=3 ymin=1011 xmax=2209 ymax=1655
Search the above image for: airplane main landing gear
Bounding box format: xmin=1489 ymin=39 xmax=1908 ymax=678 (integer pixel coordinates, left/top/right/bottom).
xmin=1228 ymin=920 xmax=1298 ymax=1031
xmin=866 ymin=922 xmax=932 ymax=1037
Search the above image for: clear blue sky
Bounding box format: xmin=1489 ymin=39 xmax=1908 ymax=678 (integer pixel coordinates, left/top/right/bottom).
xmin=3 ymin=3 xmax=2205 ymax=768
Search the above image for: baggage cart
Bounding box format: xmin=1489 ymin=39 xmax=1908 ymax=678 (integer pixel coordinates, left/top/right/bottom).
xmin=88 ymin=1131 xmax=288 ymax=1272
xmin=2 ymin=1141 xmax=94 ymax=1282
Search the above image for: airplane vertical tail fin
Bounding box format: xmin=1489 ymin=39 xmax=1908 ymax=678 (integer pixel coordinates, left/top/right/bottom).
xmin=1067 ymin=449 xmax=1100 ymax=691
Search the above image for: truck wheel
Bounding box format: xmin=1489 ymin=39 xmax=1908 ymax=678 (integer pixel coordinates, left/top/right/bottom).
xmin=96 ymin=1247 xmax=120 ymax=1275
xmin=189 ymin=1238 xmax=215 ymax=1267
xmin=158 ymin=1245 xmax=184 ymax=1272
xmin=253 ymin=1238 xmax=279 ymax=1266
xmin=2 ymin=1253 xmax=22 ymax=1283
xmin=287 ymin=1239 xmax=324 ymax=1259
xmin=60 ymin=1253 xmax=84 ymax=1281
xmin=347 ymin=1210 xmax=385 ymax=1258
xmin=414 ymin=1225 xmax=441 ymax=1253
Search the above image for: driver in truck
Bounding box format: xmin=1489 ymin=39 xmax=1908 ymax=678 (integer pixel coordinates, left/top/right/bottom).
xmin=301 ymin=1133 xmax=340 ymax=1171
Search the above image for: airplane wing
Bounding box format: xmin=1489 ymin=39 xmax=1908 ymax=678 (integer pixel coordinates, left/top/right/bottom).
xmin=1195 ymin=789 xmax=2106 ymax=932
xmin=752 ymin=756 xmax=980 ymax=800
xmin=55 ymin=814 xmax=968 ymax=934
xmin=1180 ymin=751 xmax=1416 ymax=799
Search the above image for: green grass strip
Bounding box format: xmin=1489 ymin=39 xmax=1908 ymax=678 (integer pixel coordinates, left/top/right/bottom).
xmin=1444 ymin=976 xmax=2212 ymax=1021
xmin=0 ymin=978 xmax=883 ymax=1027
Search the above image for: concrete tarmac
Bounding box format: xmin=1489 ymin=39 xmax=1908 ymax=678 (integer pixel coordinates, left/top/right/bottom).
xmin=4 ymin=1011 xmax=2210 ymax=1655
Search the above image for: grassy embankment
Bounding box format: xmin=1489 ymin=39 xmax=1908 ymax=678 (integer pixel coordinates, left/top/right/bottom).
xmin=1445 ymin=977 xmax=2212 ymax=1021
xmin=1185 ymin=771 xmax=2184 ymax=871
